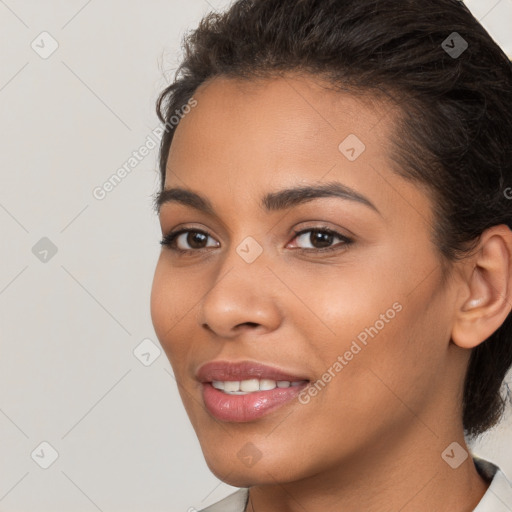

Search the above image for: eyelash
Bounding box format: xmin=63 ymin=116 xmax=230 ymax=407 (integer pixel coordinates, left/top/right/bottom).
xmin=159 ymin=226 xmax=353 ymax=255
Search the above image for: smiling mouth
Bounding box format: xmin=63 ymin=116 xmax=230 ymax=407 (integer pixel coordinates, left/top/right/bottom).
xmin=210 ymin=378 xmax=308 ymax=394
xmin=196 ymin=360 xmax=311 ymax=421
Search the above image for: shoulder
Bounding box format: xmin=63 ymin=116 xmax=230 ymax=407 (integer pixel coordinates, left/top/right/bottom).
xmin=473 ymin=456 xmax=512 ymax=512
xmin=197 ymin=488 xmax=249 ymax=512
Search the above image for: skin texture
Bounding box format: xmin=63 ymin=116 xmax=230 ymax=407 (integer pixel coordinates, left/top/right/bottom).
xmin=150 ymin=74 xmax=512 ymax=512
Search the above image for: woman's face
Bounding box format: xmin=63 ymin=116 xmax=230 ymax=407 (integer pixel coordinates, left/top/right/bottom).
xmin=150 ymin=74 xmax=465 ymax=486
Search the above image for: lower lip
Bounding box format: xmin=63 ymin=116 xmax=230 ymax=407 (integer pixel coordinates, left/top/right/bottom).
xmin=202 ymin=382 xmax=309 ymax=422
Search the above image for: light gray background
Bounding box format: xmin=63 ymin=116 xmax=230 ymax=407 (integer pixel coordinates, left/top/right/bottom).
xmin=1 ymin=1 xmax=511 ymax=511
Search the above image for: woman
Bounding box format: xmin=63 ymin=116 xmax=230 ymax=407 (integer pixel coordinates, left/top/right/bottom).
xmin=150 ymin=0 xmax=512 ymax=510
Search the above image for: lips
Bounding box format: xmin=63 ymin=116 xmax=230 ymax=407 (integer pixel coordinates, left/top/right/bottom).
xmin=196 ymin=360 xmax=310 ymax=422
xmin=196 ymin=360 xmax=309 ymax=383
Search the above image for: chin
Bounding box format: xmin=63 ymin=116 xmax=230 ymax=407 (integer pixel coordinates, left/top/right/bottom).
xmin=204 ymin=460 xmax=283 ymax=488
xmin=200 ymin=442 xmax=307 ymax=488
xmin=207 ymin=466 xmax=259 ymax=488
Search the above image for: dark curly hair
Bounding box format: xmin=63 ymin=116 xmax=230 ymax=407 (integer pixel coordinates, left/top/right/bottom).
xmin=155 ymin=0 xmax=512 ymax=439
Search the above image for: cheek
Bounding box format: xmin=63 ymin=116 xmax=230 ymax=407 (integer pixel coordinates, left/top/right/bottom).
xmin=150 ymin=259 xmax=191 ymax=364
xmin=286 ymin=261 xmax=400 ymax=352
xmin=293 ymin=254 xmax=445 ymax=411
xmin=150 ymin=261 xmax=170 ymax=339
xmin=292 ymin=311 xmax=431 ymax=455
xmin=332 ymin=284 xmax=450 ymax=423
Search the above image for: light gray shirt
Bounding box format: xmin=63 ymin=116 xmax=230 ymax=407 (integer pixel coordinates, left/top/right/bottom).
xmin=198 ymin=457 xmax=512 ymax=512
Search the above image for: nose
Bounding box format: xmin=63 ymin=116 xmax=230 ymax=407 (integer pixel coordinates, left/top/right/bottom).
xmin=197 ymin=250 xmax=283 ymax=339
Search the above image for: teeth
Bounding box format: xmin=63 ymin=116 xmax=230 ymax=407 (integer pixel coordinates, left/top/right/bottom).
xmin=240 ymin=379 xmax=260 ymax=392
xmin=211 ymin=379 xmax=306 ymax=394
xmin=260 ymin=379 xmax=277 ymax=390
xmin=224 ymin=381 xmax=240 ymax=392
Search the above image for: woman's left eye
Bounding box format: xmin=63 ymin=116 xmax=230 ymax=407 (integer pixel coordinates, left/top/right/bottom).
xmin=159 ymin=227 xmax=353 ymax=254
xmin=289 ymin=227 xmax=353 ymax=252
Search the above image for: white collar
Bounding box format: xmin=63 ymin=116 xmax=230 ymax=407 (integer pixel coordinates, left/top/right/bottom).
xmin=473 ymin=456 xmax=512 ymax=511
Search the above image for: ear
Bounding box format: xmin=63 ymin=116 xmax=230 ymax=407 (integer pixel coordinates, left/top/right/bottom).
xmin=451 ymin=224 xmax=512 ymax=349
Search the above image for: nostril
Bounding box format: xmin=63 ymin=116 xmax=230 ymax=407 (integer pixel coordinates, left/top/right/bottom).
xmin=238 ymin=322 xmax=259 ymax=328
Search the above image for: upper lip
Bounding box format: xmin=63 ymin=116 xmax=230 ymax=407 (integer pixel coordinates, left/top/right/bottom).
xmin=196 ymin=360 xmax=310 ymax=383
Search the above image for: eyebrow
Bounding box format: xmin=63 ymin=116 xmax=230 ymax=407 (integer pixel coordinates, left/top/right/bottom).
xmin=154 ymin=181 xmax=380 ymax=216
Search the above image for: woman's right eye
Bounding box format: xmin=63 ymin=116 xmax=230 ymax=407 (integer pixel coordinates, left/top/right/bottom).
xmin=160 ymin=229 xmax=220 ymax=254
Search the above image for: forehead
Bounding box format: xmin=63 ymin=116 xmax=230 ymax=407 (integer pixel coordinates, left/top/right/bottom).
xmin=162 ymin=74 xmax=433 ymax=231
xmin=167 ymin=74 xmax=396 ymax=177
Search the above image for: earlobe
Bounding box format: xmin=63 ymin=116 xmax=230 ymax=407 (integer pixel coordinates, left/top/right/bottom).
xmin=451 ymin=225 xmax=512 ymax=350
